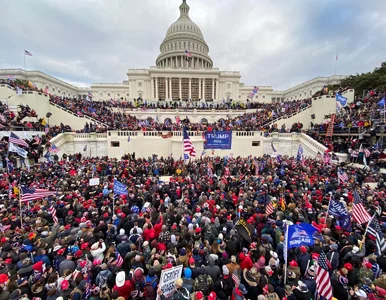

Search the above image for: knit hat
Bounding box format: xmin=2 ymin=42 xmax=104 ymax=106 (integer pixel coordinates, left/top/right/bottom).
xmin=32 ymin=261 xmax=43 ymax=272
xmin=222 ymin=265 xmax=229 ymax=275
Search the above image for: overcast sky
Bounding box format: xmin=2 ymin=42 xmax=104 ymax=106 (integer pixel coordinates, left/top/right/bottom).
xmin=1 ymin=0 xmax=385 ymax=90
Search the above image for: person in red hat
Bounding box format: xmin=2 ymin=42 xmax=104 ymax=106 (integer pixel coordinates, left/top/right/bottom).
xmin=298 ymin=245 xmax=311 ymax=276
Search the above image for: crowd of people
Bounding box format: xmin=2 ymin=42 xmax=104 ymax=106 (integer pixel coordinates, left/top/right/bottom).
xmin=50 ymin=94 xmax=311 ymax=132
xmin=0 ymin=143 xmax=384 ymax=300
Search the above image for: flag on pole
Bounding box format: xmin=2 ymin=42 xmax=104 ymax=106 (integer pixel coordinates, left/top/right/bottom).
xmin=49 ymin=202 xmax=58 ymax=224
xmin=21 ymin=186 xmax=56 ymax=202
xmin=24 ymin=50 xmax=33 ymax=56
xmin=48 ymin=144 xmax=60 ymax=154
xmin=9 ymin=132 xmax=29 ymax=147
xmin=185 ymin=50 xmax=192 ymax=60
xmin=8 ymin=142 xmax=28 ymax=158
xmin=183 ymin=127 xmax=196 ymax=157
xmin=83 ymin=145 xmax=87 ymax=151
xmin=265 ymin=198 xmax=274 ymax=216
xmin=115 ymin=251 xmax=124 ymax=268
xmin=367 ymin=216 xmax=386 ymax=255
xmin=6 ymin=159 xmax=14 ymax=173
xmin=232 ymin=269 xmax=240 ymax=286
xmin=338 ymin=169 xmax=348 ymax=182
xmin=271 ymin=142 xmax=277 ymax=157
xmin=352 ymin=190 xmax=372 ymax=224
xmin=316 ymin=251 xmax=333 ymax=300
xmin=44 ymin=151 xmax=52 ymax=162
xmin=113 ymin=179 xmax=128 ymax=195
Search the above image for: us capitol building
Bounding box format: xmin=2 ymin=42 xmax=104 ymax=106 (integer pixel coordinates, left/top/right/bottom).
xmin=0 ymin=0 xmax=345 ymax=104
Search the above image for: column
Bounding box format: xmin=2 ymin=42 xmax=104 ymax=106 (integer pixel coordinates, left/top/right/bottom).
xmin=155 ymin=77 xmax=159 ymax=100
xmin=150 ymin=78 xmax=154 ymax=100
xmin=188 ymin=78 xmax=191 ymax=100
xmin=216 ymin=79 xmax=219 ymax=101
xmin=165 ymin=78 xmax=169 ymax=100
xmin=175 ymin=56 xmax=178 ymax=68
xmin=179 ymin=78 xmax=182 ymax=100
xmin=169 ymin=77 xmax=172 ymax=100
xmin=181 ymin=56 xmax=183 ymax=68
xmin=212 ymin=79 xmax=215 ymax=100
xmin=198 ymin=78 xmax=201 ymax=99
xmin=202 ymin=78 xmax=205 ymax=100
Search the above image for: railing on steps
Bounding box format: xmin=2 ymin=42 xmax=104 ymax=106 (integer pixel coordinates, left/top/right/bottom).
xmin=263 ymin=104 xmax=312 ymax=127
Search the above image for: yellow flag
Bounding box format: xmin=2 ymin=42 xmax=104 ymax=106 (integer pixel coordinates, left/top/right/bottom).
xmin=28 ymin=80 xmax=34 ymax=88
xmin=41 ymin=118 xmax=46 ymax=126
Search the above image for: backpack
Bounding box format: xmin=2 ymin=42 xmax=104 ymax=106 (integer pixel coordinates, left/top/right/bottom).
xmin=195 ymin=274 xmax=209 ymax=296
xmin=143 ymin=277 xmax=157 ymax=300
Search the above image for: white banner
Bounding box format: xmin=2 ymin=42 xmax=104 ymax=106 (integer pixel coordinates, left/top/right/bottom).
xmin=9 ymin=142 xmax=28 ymax=158
xmin=157 ymin=265 xmax=183 ymax=300
xmin=89 ymin=178 xmax=100 ymax=186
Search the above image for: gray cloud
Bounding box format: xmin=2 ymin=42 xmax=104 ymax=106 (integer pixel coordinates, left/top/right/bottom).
xmin=0 ymin=0 xmax=385 ymax=90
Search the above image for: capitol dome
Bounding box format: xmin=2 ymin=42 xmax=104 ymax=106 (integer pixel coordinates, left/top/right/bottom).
xmin=156 ymin=0 xmax=213 ymax=69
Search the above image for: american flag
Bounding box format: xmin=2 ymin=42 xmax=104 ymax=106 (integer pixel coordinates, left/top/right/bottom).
xmin=45 ymin=126 xmax=49 ymax=134
xmin=48 ymin=144 xmax=60 ymax=154
xmin=88 ymin=91 xmax=93 ymax=98
xmin=24 ymin=50 xmax=33 ymax=56
xmin=185 ymin=50 xmax=192 ymax=58
xmin=253 ymin=159 xmax=259 ymax=175
xmin=183 ymin=127 xmax=196 ymax=157
xmin=49 ymin=202 xmax=58 ymax=224
xmin=316 ymin=151 xmax=323 ymax=160
xmin=116 ymin=251 xmax=124 ymax=268
xmin=266 ymin=198 xmax=274 ymax=216
xmin=324 ymin=151 xmax=331 ymax=164
xmin=338 ymin=169 xmax=348 ymax=182
xmin=9 ymin=132 xmax=29 ymax=147
xmin=367 ymin=216 xmax=386 ymax=255
xmin=21 ymin=186 xmax=56 ymax=202
xmin=352 ymin=190 xmax=372 ymax=224
xmin=33 ymin=136 xmax=41 ymax=145
xmin=8 ymin=187 xmax=13 ymax=199
xmin=364 ymin=149 xmax=371 ymax=157
xmin=0 ymin=114 xmax=6 ymax=123
xmin=316 ymin=252 xmax=333 ymax=300
xmin=232 ymin=270 xmax=240 ymax=286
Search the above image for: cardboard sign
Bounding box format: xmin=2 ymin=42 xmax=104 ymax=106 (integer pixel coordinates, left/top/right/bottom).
xmin=89 ymin=178 xmax=100 ymax=186
xmin=157 ymin=265 xmax=183 ymax=300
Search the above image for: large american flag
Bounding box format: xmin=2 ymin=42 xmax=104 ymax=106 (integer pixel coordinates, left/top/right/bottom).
xmin=316 ymin=252 xmax=333 ymax=300
xmin=48 ymin=144 xmax=60 ymax=154
xmin=9 ymin=132 xmax=29 ymax=147
xmin=183 ymin=127 xmax=196 ymax=157
xmin=338 ymin=169 xmax=348 ymax=182
xmin=116 ymin=251 xmax=124 ymax=268
xmin=49 ymin=202 xmax=58 ymax=224
xmin=266 ymin=198 xmax=274 ymax=216
xmin=367 ymin=216 xmax=386 ymax=255
xmin=24 ymin=49 xmax=33 ymax=56
xmin=352 ymin=190 xmax=372 ymax=224
xmin=21 ymin=186 xmax=56 ymax=202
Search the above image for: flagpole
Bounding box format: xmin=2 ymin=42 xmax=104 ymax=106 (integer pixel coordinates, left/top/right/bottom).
xmin=360 ymin=213 xmax=376 ymax=250
xmin=334 ymin=54 xmax=338 ymax=75
xmin=24 ymin=51 xmax=25 ymax=70
xmin=19 ymin=185 xmax=23 ymax=228
xmin=284 ymin=225 xmax=289 ymax=285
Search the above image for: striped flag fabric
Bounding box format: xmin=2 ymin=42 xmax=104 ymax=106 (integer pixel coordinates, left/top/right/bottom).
xmin=232 ymin=269 xmax=240 ymax=286
xmin=33 ymin=136 xmax=41 ymax=145
xmin=367 ymin=216 xmax=386 ymax=255
xmin=45 ymin=126 xmax=49 ymax=134
xmin=9 ymin=132 xmax=29 ymax=147
xmin=266 ymin=198 xmax=274 ymax=216
xmin=21 ymin=186 xmax=56 ymax=202
xmin=8 ymin=187 xmax=13 ymax=199
xmin=49 ymin=202 xmax=58 ymax=224
xmin=352 ymin=190 xmax=372 ymax=224
xmin=316 ymin=251 xmax=333 ymax=300
xmin=48 ymin=144 xmax=60 ymax=154
xmin=364 ymin=149 xmax=371 ymax=157
xmin=0 ymin=114 xmax=6 ymax=123
xmin=338 ymin=169 xmax=349 ymax=182
xmin=116 ymin=251 xmax=124 ymax=268
xmin=253 ymin=159 xmax=259 ymax=175
xmin=185 ymin=49 xmax=192 ymax=58
xmin=24 ymin=50 xmax=33 ymax=56
xmin=183 ymin=127 xmax=196 ymax=157
xmin=316 ymin=151 xmax=323 ymax=160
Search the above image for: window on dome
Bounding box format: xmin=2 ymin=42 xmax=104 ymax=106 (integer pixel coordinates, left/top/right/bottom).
xmin=184 ymin=42 xmax=186 ymax=48
xmin=100 ymin=93 xmax=102 ymax=96
xmin=117 ymin=94 xmax=120 ymax=97
xmin=227 ymin=84 xmax=231 ymax=89
xmin=138 ymin=82 xmax=142 ymax=87
xmin=138 ymin=92 xmax=143 ymax=98
xmin=127 ymin=93 xmax=129 ymax=96
xmin=111 ymin=141 xmax=120 ymax=147
xmin=108 ymin=93 xmax=110 ymax=96
xmin=179 ymin=42 xmax=181 ymax=49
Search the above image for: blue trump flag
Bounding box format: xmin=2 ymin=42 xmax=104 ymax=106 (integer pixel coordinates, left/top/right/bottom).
xmin=336 ymin=93 xmax=348 ymax=107
xmin=113 ymin=179 xmax=128 ymax=195
xmin=328 ymin=198 xmax=351 ymax=230
xmin=287 ymin=223 xmax=317 ymax=249
xmin=378 ymin=97 xmax=386 ymax=107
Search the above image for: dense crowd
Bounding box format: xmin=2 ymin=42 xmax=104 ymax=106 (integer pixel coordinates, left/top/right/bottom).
xmin=50 ymin=94 xmax=311 ymax=132
xmin=0 ymin=145 xmax=385 ymax=300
